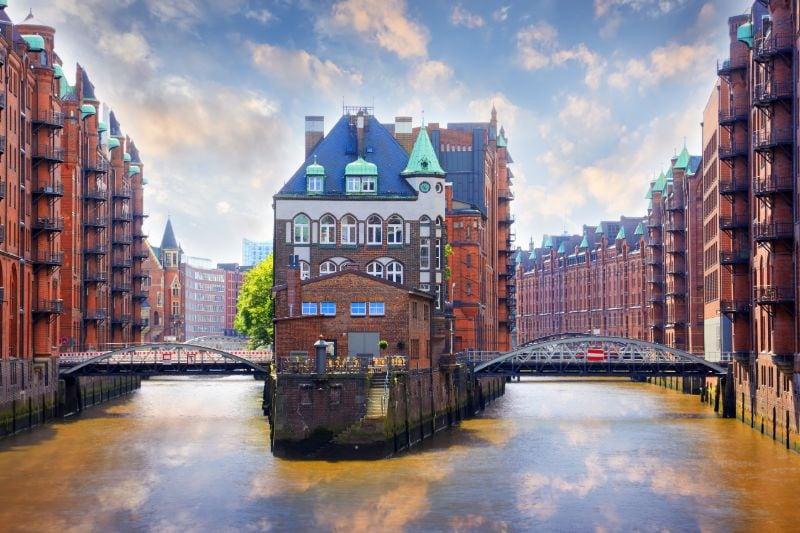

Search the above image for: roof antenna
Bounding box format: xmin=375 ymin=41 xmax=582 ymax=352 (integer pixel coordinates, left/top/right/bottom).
xmin=421 ymin=109 xmax=425 ymax=128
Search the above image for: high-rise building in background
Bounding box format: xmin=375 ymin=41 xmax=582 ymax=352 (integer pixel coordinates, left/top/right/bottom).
xmin=217 ymin=263 xmax=251 ymax=336
xmin=183 ymin=256 xmax=225 ymax=340
xmin=241 ymin=238 xmax=272 ymax=266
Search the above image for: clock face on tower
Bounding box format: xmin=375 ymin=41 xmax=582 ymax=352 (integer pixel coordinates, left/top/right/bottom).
xmin=419 ymin=181 xmax=431 ymax=193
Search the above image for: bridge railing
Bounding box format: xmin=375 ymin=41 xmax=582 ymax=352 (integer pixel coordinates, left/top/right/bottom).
xmin=59 ymin=349 xmax=273 ymax=366
xmin=277 ymin=355 xmax=408 ymax=374
xmin=456 ymin=351 xmax=501 ymax=364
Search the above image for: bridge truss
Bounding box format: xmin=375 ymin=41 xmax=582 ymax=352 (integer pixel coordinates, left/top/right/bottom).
xmin=59 ymin=343 xmax=272 ymax=376
xmin=468 ymin=335 xmax=725 ymax=377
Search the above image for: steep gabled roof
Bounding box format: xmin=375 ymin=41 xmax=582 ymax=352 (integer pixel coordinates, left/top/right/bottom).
xmin=160 ymin=218 xmax=178 ymax=250
xmin=402 ymin=126 xmax=445 ymax=176
xmin=79 ymin=64 xmax=97 ymax=101
xmin=109 ymin=110 xmax=122 ymax=136
xmin=276 ymin=114 xmax=416 ymax=198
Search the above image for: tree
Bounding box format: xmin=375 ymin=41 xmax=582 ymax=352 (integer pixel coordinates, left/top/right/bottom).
xmin=234 ymin=253 xmax=274 ymax=348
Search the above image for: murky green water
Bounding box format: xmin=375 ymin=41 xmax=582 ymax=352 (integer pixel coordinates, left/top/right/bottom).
xmin=0 ymin=376 xmax=798 ymax=532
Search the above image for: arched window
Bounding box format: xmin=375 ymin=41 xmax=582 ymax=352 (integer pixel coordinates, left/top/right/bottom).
xmin=340 ymin=261 xmax=355 ymax=271
xmin=366 ymin=261 xmax=384 ymax=278
xmin=320 ymin=215 xmax=336 ymax=244
xmin=294 ymin=214 xmax=310 ymax=244
xmin=387 ymin=216 xmax=403 ymax=245
xmin=341 ymin=215 xmax=357 ymax=245
xmin=386 ymin=261 xmax=403 ymax=284
xmin=299 ymin=261 xmax=310 ymax=280
xmin=367 ymin=215 xmax=382 ymax=245
xmin=319 ymin=261 xmax=337 ymax=275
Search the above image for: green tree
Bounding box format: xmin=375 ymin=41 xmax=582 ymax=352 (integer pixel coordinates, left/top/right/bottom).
xmin=234 ymin=253 xmax=274 ymax=348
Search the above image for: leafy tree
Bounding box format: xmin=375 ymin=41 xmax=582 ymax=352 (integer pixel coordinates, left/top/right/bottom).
xmin=234 ymin=253 xmax=274 ymax=348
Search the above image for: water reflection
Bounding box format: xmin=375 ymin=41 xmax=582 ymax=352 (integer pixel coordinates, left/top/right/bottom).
xmin=0 ymin=377 xmax=798 ymax=532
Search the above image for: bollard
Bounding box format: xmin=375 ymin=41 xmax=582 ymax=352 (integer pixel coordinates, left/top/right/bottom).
xmin=314 ymin=337 xmax=327 ymax=374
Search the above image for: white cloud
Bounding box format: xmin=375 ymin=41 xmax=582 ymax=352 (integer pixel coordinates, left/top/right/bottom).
xmin=608 ymin=40 xmax=715 ymax=90
xmin=97 ymin=30 xmax=154 ymax=66
xmin=558 ymin=95 xmax=612 ymax=131
xmin=321 ymin=0 xmax=428 ymax=59
xmin=493 ymin=6 xmax=511 ymax=22
xmin=245 ymin=9 xmax=274 ymax=24
xmin=552 ymin=44 xmax=606 ymax=90
xmin=516 ymin=22 xmax=558 ymax=70
xmin=450 ymin=5 xmax=484 ymax=29
xmin=408 ymin=60 xmax=454 ymax=92
xmin=247 ymin=42 xmax=363 ymax=94
xmin=594 ymin=0 xmax=689 ymax=18
xmin=467 ymin=92 xmax=521 ymax=132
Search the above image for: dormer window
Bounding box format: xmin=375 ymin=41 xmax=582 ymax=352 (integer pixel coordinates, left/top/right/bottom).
xmin=344 ymin=156 xmax=378 ymax=195
xmin=307 ymin=175 xmax=323 ymax=193
xmin=305 ymin=156 xmax=325 ymax=194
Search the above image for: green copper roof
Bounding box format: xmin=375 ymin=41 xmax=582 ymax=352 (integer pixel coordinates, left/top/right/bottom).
xmin=515 ymin=250 xmax=522 ymax=264
xmin=543 ymin=235 xmax=553 ymax=248
xmin=97 ymin=121 xmax=108 ymax=133
xmin=737 ymin=21 xmax=753 ymax=49
xmin=0 ymin=1 xmax=8 ymax=8
xmin=579 ymin=234 xmax=589 ymax=249
xmin=644 ymin=184 xmax=653 ymax=199
xmin=634 ymin=222 xmax=644 ymax=236
xmin=128 ymin=165 xmax=140 ymax=176
xmin=673 ymin=146 xmax=691 ymax=170
xmin=529 ymin=249 xmax=537 ymax=260
xmin=616 ymin=226 xmax=626 ymax=240
xmin=345 ymin=156 xmax=378 ymax=176
xmin=557 ymin=242 xmax=566 ymax=254
xmin=53 ymin=64 xmax=64 ymax=79
xmin=22 ymin=35 xmax=44 ymax=52
xmin=305 ymin=155 xmax=325 ymax=176
xmin=108 ymin=138 xmax=121 ymax=150
xmin=653 ymin=171 xmax=668 ymax=193
xmin=497 ymin=132 xmax=507 ymax=148
xmin=123 ymin=152 xmax=132 ymax=162
xmin=80 ymin=104 xmax=96 ymax=120
xmin=142 ymin=177 xmax=149 ymax=185
xmin=595 ymin=225 xmax=603 ymax=234
xmin=402 ymin=127 xmax=445 ymax=176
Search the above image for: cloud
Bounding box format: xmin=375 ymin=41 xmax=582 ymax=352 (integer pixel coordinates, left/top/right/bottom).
xmin=245 ymin=9 xmax=274 ymax=24
xmin=467 ymin=92 xmax=521 ymax=132
xmin=321 ymin=0 xmax=428 ymax=59
xmin=516 ymin=22 xmax=558 ymax=70
xmin=608 ymin=40 xmax=715 ymax=90
xmin=247 ymin=41 xmax=363 ymax=94
xmin=450 ymin=5 xmax=485 ymax=29
xmin=594 ymin=0 xmax=689 ymax=18
xmin=558 ymin=95 xmax=612 ymax=131
xmin=408 ymin=60 xmax=455 ymax=92
xmin=493 ymin=6 xmax=511 ymax=22
xmin=552 ymin=44 xmax=606 ymax=89
xmin=97 ymin=30 xmax=155 ymax=66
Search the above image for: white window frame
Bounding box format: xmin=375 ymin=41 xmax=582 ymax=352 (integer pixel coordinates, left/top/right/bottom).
xmin=346 ymin=177 xmax=361 ymax=193
xmin=367 ymin=215 xmax=382 ymax=245
xmin=366 ymin=261 xmax=384 ymax=278
xmin=299 ymin=261 xmax=310 ymax=280
xmin=350 ymin=302 xmax=366 ymax=316
xmin=341 ymin=215 xmax=357 ymax=245
xmin=301 ymin=302 xmax=317 ymax=315
xmin=320 ymin=302 xmax=336 ymax=315
xmin=369 ymin=302 xmax=385 ymax=316
xmin=294 ymin=214 xmax=310 ymax=244
xmin=320 ymin=215 xmax=336 ymax=244
xmin=386 ymin=261 xmax=403 ymax=284
xmin=387 ymin=216 xmax=403 ymax=245
xmin=362 ymin=176 xmax=376 ymax=192
xmin=307 ymin=175 xmax=322 ymax=192
xmin=420 ymin=238 xmax=430 ymax=270
xmin=319 ymin=261 xmax=337 ymax=276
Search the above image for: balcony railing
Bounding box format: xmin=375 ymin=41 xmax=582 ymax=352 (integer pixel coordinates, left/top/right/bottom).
xmin=719 ymin=176 xmax=749 ymax=195
xmin=83 ymin=216 xmax=108 ymax=227
xmin=753 ymin=81 xmax=793 ymax=106
xmin=133 ymin=290 xmax=149 ymax=301
xmin=83 ymin=310 xmax=108 ymax=321
xmin=498 ymin=189 xmax=514 ymax=201
xmin=84 ymin=271 xmax=108 ymax=283
xmin=771 ymin=354 xmax=796 ymax=374
xmin=84 ymin=187 xmax=108 ymax=201
xmin=663 ymin=220 xmax=684 ymax=232
xmin=31 ymin=111 xmax=65 ymax=128
xmin=499 ymin=214 xmax=515 ymax=225
xmin=720 ymin=300 xmax=751 ymax=314
xmin=646 ymin=276 xmax=663 ymax=285
xmin=112 ymin=211 xmax=133 ymax=222
xmin=665 ymin=287 xmax=686 ymax=298
xmin=0 ymin=135 xmax=7 ymax=154
xmin=666 ymin=266 xmax=686 ymax=276
xmin=112 ymin=187 xmax=133 ymax=199
xmin=111 ymin=258 xmax=133 ymax=268
xmin=718 ymin=105 xmax=749 ymax=125
xmin=718 ymin=142 xmax=747 ymax=160
xmin=133 ymin=211 xmax=150 ymax=219
xmin=112 ymin=234 xmax=133 ymax=245
xmin=753 ymin=175 xmax=792 ymax=197
xmin=0 ymin=224 xmax=5 ymax=244
xmin=755 ymin=32 xmax=793 ymax=61
xmin=645 ymin=257 xmax=662 ymax=266
xmin=112 ymin=314 xmax=132 ymax=325
xmin=719 ymin=215 xmax=749 ymax=231
xmin=753 ymin=286 xmax=794 ymax=305
xmin=133 ymin=318 xmax=150 ymax=329
xmin=753 ymin=222 xmax=793 ymax=242
xmin=753 ymin=129 xmax=792 ymax=151
xmin=0 ymin=92 xmax=5 ymax=109
xmin=647 ymin=293 xmax=664 ymax=303
xmin=0 ymin=181 xmax=5 ymax=199
xmin=134 ymin=230 xmax=148 ymax=240
xmin=32 ymin=299 xmax=65 ymax=315
xmin=649 ymin=320 xmax=664 ymax=329
xmin=31 ymin=143 xmax=65 ymax=162
xmin=83 ymin=244 xmax=108 ymax=255
xmin=665 ymin=241 xmax=684 ymax=254
xmin=31 ymin=250 xmax=64 ymax=266
xmin=32 ymin=181 xmax=64 ymax=197
xmin=665 ymin=195 xmax=684 ymax=211
xmin=111 ymin=283 xmax=132 ymax=293
xmin=720 ymin=249 xmax=749 ymax=265
xmin=133 ymin=249 xmax=149 ymax=259
xmin=84 ymin=158 xmax=109 ymax=173
xmin=31 ymin=216 xmax=64 ymax=232
xmin=133 ymin=272 xmax=151 ymax=281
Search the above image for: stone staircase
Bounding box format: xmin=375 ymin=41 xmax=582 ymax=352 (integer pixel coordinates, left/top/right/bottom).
xmin=365 ymin=377 xmax=388 ymax=419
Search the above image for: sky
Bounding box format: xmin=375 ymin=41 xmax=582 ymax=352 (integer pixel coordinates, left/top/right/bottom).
xmin=8 ymin=0 xmax=752 ymax=262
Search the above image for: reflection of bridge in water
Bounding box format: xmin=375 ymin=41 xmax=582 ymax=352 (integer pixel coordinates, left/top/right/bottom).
xmin=59 ymin=343 xmax=272 ymax=376
xmin=460 ymin=334 xmax=726 ymax=377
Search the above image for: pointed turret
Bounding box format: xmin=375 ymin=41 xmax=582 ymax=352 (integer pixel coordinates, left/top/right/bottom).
xmin=673 ymin=145 xmax=691 ymax=170
xmin=161 ymin=218 xmax=179 ymax=250
xmin=402 ymin=127 xmax=445 ymax=176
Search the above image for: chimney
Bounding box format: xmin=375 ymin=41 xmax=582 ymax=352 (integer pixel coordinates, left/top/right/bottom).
xmin=286 ymin=255 xmax=302 ymax=317
xmin=394 ymin=116 xmax=413 ymax=153
xmin=305 ymin=116 xmax=324 ymax=158
xmin=356 ymin=111 xmax=366 ymax=157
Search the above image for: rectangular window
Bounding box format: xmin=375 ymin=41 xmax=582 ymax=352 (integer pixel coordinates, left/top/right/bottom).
xmin=346 ymin=177 xmax=361 ymax=193
xmin=369 ymin=302 xmax=385 ymax=316
xmin=320 ymin=302 xmax=336 ymax=315
xmin=362 ymin=177 xmax=376 ymax=192
xmin=350 ymin=301 xmax=366 ymax=316
xmin=301 ymin=302 xmax=317 ymax=315
xmin=435 ymin=239 xmax=442 ymax=269
xmin=307 ymin=176 xmax=322 ymax=192
xmin=420 ymin=238 xmax=430 ymax=270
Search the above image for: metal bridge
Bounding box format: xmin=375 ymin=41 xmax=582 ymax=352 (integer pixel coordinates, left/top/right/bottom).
xmin=59 ymin=343 xmax=272 ymax=376
xmin=460 ymin=335 xmax=726 ymax=377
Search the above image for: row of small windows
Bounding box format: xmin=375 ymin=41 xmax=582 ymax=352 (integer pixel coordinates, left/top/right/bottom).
xmin=300 ymin=259 xmax=405 ymax=284
xmin=301 ymin=301 xmax=385 ymax=316
xmin=307 ymin=176 xmax=377 ymax=194
xmin=293 ymin=214 xmax=442 ymax=245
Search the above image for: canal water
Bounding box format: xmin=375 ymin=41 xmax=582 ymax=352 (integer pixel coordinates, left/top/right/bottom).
xmin=0 ymin=376 xmax=799 ymax=532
